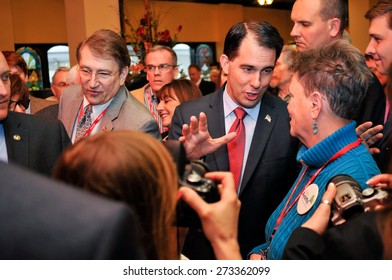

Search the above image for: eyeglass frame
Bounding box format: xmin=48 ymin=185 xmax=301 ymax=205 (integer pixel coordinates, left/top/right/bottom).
xmin=9 ymin=98 xmax=30 ymax=111
xmin=144 ymin=64 xmax=177 ymax=73
xmin=77 ymin=65 xmax=119 ymax=81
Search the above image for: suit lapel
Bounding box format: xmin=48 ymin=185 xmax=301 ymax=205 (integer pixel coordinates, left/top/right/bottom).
xmin=64 ymin=89 xmax=83 ymax=136
xmin=380 ymin=112 xmax=392 ymax=147
xmin=99 ymin=86 xmax=127 ymax=132
xmin=206 ymin=89 xmax=230 ymax=171
xmin=3 ymin=113 xmax=28 ymax=167
xmin=239 ymin=94 xmax=277 ymax=196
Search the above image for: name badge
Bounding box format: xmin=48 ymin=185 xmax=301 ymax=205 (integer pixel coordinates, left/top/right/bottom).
xmin=297 ymin=183 xmax=319 ymax=215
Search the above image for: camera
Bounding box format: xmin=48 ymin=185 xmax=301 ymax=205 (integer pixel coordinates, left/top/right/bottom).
xmin=329 ymin=174 xmax=392 ymax=225
xmin=162 ymin=140 xmax=220 ymax=228
xmin=177 ymin=160 xmax=220 ymax=228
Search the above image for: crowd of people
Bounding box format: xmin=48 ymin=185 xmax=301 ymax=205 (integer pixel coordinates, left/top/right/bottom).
xmin=1 ymin=0 xmax=392 ymax=260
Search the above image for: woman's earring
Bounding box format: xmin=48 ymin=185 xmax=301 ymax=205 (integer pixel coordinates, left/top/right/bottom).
xmin=313 ymin=119 xmax=318 ymax=135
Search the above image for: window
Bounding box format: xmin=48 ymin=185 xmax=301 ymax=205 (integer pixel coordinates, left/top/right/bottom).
xmin=16 ymin=47 xmax=44 ymax=91
xmin=173 ymin=43 xmax=191 ymax=79
xmin=47 ymin=45 xmax=70 ymax=83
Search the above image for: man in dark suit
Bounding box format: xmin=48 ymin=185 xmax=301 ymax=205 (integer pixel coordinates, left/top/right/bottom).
xmin=169 ymin=20 xmax=299 ymax=259
xmin=188 ymin=64 xmax=216 ymax=96
xmin=364 ymin=0 xmax=392 ymax=173
xmin=0 ymin=50 xmax=71 ymax=177
xmin=0 ymin=161 xmax=145 ymax=260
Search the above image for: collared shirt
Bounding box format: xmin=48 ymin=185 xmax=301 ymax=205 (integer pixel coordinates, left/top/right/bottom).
xmin=71 ymin=97 xmax=113 ymax=143
xmin=223 ymin=86 xmax=260 ymax=192
xmin=26 ymin=102 xmax=31 ymax=114
xmin=0 ymin=124 xmax=8 ymax=162
xmin=384 ymin=97 xmax=390 ymax=124
xmin=196 ymin=78 xmax=202 ymax=87
xmin=143 ymin=86 xmax=166 ymax=134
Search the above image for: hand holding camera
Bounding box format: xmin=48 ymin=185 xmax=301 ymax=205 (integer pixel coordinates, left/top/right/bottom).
xmin=176 ymin=160 xmax=221 ymax=228
xmin=178 ymin=171 xmax=242 ymax=260
xmin=330 ymin=174 xmax=392 ymax=225
xmin=163 ymin=140 xmax=242 ymax=259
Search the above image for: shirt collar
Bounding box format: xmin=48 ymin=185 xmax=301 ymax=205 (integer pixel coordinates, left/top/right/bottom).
xmin=223 ymin=86 xmax=260 ymax=121
xmin=82 ymin=97 xmax=113 ymax=117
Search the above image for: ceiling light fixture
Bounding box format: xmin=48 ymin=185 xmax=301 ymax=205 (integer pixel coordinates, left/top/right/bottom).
xmin=258 ymin=0 xmax=274 ymax=5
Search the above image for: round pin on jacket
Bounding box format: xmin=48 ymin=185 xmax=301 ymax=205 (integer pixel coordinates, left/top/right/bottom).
xmin=297 ymin=183 xmax=319 ymax=215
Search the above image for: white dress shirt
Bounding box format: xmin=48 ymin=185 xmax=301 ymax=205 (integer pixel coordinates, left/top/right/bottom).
xmin=0 ymin=124 xmax=8 ymax=162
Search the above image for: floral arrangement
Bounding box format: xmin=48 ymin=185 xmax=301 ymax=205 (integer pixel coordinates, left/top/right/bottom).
xmin=124 ymin=0 xmax=182 ymax=74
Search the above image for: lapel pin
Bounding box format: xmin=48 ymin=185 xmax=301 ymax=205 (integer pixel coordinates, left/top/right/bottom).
xmin=13 ymin=134 xmax=21 ymax=141
xmin=265 ymin=114 xmax=271 ymax=123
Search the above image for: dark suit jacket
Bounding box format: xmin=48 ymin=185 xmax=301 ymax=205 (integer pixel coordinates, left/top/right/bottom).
xmin=355 ymin=73 xmax=385 ymax=127
xmin=169 ymin=86 xmax=299 ymax=258
xmin=374 ymin=111 xmax=392 ymax=173
xmin=282 ymin=211 xmax=383 ymax=260
xmin=3 ymin=111 xmax=71 ymax=177
xmin=34 ymin=103 xmax=59 ymax=120
xmin=0 ymin=161 xmax=145 ymax=260
xmin=199 ymin=79 xmax=216 ymax=96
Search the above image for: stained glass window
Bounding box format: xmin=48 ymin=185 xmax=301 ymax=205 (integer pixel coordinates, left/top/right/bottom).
xmin=195 ymin=44 xmax=213 ymax=79
xmin=16 ymin=47 xmax=43 ymax=91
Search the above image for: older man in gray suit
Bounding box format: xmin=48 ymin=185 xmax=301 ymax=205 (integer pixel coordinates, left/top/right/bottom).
xmin=59 ymin=29 xmax=160 ymax=143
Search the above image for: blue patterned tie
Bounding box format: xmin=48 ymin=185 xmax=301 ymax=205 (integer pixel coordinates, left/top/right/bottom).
xmin=75 ymin=104 xmax=92 ymax=143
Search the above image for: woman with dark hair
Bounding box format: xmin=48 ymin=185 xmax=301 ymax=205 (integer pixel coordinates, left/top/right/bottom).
xmin=157 ymin=79 xmax=202 ymax=139
xmin=9 ymin=74 xmax=30 ymax=113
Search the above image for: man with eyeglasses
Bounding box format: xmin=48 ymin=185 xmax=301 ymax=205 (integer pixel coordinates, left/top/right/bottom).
xmin=59 ymin=29 xmax=160 ymax=143
xmin=0 ymin=50 xmax=71 ymax=176
xmin=131 ymin=45 xmax=179 ymax=134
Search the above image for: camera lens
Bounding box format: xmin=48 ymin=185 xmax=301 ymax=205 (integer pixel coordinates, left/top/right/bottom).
xmin=362 ymin=188 xmax=375 ymax=198
xmin=186 ymin=173 xmax=202 ymax=184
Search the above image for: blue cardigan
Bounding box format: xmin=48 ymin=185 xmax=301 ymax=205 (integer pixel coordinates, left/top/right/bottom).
xmin=249 ymin=121 xmax=380 ymax=259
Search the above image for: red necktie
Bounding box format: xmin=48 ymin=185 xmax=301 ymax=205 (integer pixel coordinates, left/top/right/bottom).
xmin=227 ymin=107 xmax=247 ymax=190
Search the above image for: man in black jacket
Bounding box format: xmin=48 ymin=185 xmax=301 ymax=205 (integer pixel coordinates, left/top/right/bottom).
xmin=0 ymin=161 xmax=144 ymax=260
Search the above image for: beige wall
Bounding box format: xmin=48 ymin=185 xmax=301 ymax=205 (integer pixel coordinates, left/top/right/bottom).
xmin=348 ymin=0 xmax=372 ymax=53
xmin=64 ymin=0 xmax=120 ymax=65
xmin=243 ymin=7 xmax=292 ymax=43
xmin=0 ymin=0 xmax=14 ymax=51
xmin=123 ymin=1 xmax=292 ymax=41
xmin=12 ymin=0 xmax=68 ymax=44
xmin=123 ymin=1 xmax=293 ymax=58
xmin=0 ymin=0 xmax=378 ymax=61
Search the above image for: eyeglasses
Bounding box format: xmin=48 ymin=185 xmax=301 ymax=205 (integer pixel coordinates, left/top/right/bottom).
xmin=145 ymin=64 xmax=177 ymax=73
xmin=9 ymin=98 xmax=30 ymax=111
xmin=78 ymin=66 xmax=118 ymax=81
